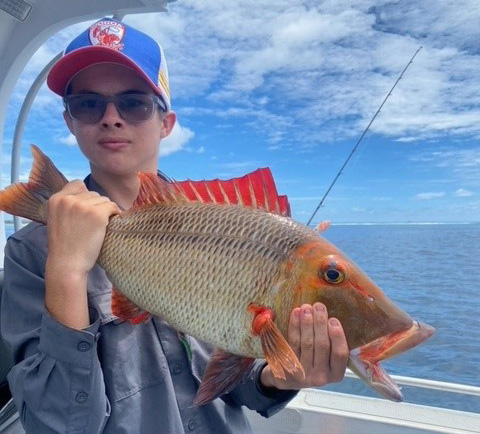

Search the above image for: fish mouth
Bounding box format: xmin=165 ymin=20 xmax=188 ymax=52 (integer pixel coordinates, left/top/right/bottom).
xmin=348 ymin=321 xmax=435 ymax=402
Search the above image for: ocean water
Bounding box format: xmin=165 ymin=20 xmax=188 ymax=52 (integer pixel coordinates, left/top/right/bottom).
xmin=320 ymin=223 xmax=480 ymax=412
xmin=4 ymin=222 xmax=479 ymax=412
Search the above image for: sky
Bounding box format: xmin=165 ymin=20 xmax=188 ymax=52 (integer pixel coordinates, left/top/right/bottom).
xmin=3 ymin=0 xmax=480 ymax=224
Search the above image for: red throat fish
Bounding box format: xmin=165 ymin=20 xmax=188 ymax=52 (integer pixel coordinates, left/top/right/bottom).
xmin=0 ymin=145 xmax=434 ymax=404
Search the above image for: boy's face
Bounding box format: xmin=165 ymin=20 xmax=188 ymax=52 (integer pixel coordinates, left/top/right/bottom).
xmin=64 ymin=63 xmax=175 ymax=178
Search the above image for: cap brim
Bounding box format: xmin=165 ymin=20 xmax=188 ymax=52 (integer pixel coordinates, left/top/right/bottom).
xmin=47 ymin=46 xmax=162 ymax=100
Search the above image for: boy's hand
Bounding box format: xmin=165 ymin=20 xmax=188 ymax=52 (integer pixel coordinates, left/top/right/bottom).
xmin=260 ymin=303 xmax=349 ymax=390
xmin=45 ymin=180 xmax=120 ymax=329
xmin=46 ymin=180 xmax=120 ymax=277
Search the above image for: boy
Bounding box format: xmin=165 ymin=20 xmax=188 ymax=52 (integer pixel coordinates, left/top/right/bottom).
xmin=1 ymin=18 xmax=348 ymax=433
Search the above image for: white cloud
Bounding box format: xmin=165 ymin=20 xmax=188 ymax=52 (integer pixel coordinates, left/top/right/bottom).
xmin=7 ymin=1 xmax=480 ymax=155
xmin=454 ymin=188 xmax=474 ymax=197
xmin=368 ymin=0 xmax=480 ymax=52
xmin=57 ymin=133 xmax=77 ymax=146
xmin=125 ymin=1 xmax=480 ymax=147
xmin=415 ymin=192 xmax=446 ymax=200
xmin=185 ymin=145 xmax=205 ymax=154
xmin=410 ymin=146 xmax=480 ymax=188
xmin=159 ymin=122 xmax=194 ymax=156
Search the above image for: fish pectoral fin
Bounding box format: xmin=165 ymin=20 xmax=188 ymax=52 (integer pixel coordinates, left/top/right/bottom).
xmin=194 ymin=350 xmax=255 ymax=406
xmin=111 ymin=287 xmax=151 ymax=324
xmin=248 ymin=304 xmax=304 ymax=380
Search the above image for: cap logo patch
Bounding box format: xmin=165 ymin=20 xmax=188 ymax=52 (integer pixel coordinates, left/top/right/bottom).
xmin=89 ymin=20 xmax=125 ymax=50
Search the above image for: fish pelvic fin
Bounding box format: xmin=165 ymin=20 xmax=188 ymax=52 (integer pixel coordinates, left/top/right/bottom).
xmin=0 ymin=145 xmax=68 ymax=224
xmin=248 ymin=304 xmax=304 ymax=380
xmin=111 ymin=287 xmax=151 ymax=324
xmin=133 ymin=168 xmax=291 ymax=216
xmin=194 ymin=350 xmax=255 ymax=406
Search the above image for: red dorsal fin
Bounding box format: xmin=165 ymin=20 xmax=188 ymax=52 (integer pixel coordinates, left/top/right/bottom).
xmin=111 ymin=287 xmax=151 ymax=324
xmin=133 ymin=168 xmax=290 ymax=217
xmin=174 ymin=168 xmax=291 ymax=217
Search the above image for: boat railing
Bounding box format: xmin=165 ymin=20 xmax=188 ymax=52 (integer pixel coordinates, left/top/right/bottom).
xmin=247 ymin=371 xmax=480 ymax=434
xmin=343 ymin=369 xmax=480 ymax=397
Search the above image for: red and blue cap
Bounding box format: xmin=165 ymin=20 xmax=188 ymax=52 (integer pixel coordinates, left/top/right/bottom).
xmin=47 ymin=17 xmax=171 ymax=110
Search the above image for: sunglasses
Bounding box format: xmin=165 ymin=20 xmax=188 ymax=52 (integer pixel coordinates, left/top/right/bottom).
xmin=63 ymin=93 xmax=167 ymax=124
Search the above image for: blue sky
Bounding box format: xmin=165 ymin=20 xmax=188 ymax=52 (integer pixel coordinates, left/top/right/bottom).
xmin=3 ymin=0 xmax=480 ymax=224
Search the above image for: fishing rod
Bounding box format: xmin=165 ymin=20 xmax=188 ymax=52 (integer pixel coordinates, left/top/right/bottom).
xmin=306 ymin=46 xmax=423 ymax=227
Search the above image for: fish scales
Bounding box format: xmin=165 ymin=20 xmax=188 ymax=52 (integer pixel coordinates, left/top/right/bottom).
xmin=98 ymin=202 xmax=313 ymax=357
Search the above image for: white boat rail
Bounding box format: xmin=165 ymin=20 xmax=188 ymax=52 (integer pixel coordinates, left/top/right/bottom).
xmin=247 ymin=374 xmax=480 ymax=434
xmin=343 ymin=370 xmax=480 ymax=397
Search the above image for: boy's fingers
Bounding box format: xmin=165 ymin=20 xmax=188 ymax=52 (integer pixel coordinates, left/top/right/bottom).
xmin=312 ymin=303 xmax=330 ymax=369
xmin=328 ymin=318 xmax=349 ymax=381
xmin=57 ymin=179 xmax=87 ymax=195
xmin=299 ymin=305 xmax=315 ymax=369
xmin=288 ymin=308 xmax=301 ymax=357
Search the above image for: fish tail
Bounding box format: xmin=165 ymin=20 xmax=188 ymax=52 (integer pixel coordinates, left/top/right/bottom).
xmin=0 ymin=145 xmax=68 ymax=224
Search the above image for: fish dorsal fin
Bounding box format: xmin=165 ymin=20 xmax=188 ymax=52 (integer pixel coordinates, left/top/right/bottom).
xmin=133 ymin=172 xmax=186 ymax=208
xmin=176 ymin=167 xmax=291 ymax=216
xmin=133 ymin=168 xmax=290 ymax=217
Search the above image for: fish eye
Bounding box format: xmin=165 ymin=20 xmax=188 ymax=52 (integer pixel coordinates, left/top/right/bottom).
xmin=323 ymin=268 xmax=345 ymax=284
xmin=320 ymin=256 xmax=346 ymax=284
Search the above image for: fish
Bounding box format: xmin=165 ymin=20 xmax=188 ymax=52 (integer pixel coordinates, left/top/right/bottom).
xmin=0 ymin=145 xmax=435 ymax=404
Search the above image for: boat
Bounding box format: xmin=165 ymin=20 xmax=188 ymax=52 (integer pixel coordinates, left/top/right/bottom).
xmin=0 ymin=1 xmax=479 ymax=433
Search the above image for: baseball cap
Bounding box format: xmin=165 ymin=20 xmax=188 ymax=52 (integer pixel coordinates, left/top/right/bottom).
xmin=47 ymin=17 xmax=171 ymax=110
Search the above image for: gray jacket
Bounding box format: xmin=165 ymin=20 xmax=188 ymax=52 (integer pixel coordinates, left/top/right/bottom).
xmin=0 ymin=176 xmax=296 ymax=434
